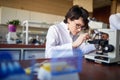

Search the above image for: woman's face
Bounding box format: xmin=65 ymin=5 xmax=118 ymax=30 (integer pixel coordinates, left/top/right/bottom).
xmin=68 ymin=17 xmax=85 ymax=35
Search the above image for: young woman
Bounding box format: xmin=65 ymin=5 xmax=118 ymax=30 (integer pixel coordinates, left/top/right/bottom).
xmin=45 ymin=5 xmax=96 ymax=58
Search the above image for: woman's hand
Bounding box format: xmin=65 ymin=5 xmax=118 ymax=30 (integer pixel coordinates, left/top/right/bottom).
xmin=72 ymin=33 xmax=90 ymax=48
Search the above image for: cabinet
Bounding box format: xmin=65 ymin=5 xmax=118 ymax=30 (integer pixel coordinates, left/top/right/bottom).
xmin=0 ymin=49 xmax=21 ymax=60
xmin=16 ymin=9 xmax=30 ymax=22
xmin=0 ymin=48 xmax=45 ymax=60
xmin=0 ymin=7 xmax=30 ymax=24
xmin=0 ymin=6 xmax=64 ymax=25
xmin=30 ymin=11 xmax=64 ymax=24
xmin=23 ymin=48 xmax=45 ymax=60
xmin=0 ymin=7 xmax=17 ymax=24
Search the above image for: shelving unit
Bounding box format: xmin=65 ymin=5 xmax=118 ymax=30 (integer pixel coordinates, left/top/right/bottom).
xmin=22 ymin=20 xmax=52 ymax=45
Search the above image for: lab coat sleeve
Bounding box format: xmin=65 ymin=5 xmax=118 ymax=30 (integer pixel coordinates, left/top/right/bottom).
xmin=79 ymin=43 xmax=96 ymax=54
xmin=45 ymin=26 xmax=73 ymax=58
xmin=48 ymin=43 xmax=74 ymax=58
xmin=109 ymin=13 xmax=120 ymax=30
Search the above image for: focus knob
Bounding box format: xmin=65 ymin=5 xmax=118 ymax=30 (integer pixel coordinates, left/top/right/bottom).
xmin=103 ymin=44 xmax=114 ymax=53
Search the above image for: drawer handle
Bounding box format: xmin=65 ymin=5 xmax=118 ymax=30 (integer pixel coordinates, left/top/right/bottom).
xmin=28 ymin=55 xmax=35 ymax=59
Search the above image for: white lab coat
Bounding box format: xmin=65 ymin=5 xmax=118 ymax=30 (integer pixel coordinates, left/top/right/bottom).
xmin=109 ymin=13 xmax=120 ymax=30
xmin=45 ymin=21 xmax=96 ymax=58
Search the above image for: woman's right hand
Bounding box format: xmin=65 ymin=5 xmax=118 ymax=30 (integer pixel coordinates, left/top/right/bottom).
xmin=72 ymin=33 xmax=90 ymax=48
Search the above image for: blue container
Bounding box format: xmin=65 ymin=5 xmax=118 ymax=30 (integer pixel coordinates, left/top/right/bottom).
xmin=50 ymin=49 xmax=83 ymax=75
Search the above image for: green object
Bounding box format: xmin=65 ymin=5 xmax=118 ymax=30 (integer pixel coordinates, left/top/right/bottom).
xmin=7 ymin=20 xmax=20 ymax=26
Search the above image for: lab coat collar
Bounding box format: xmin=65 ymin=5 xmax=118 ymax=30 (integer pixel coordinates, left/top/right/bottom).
xmin=60 ymin=21 xmax=74 ymax=39
xmin=60 ymin=21 xmax=69 ymax=30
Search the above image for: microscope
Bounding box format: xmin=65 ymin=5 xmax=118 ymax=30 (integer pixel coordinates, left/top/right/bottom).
xmin=84 ymin=20 xmax=120 ymax=64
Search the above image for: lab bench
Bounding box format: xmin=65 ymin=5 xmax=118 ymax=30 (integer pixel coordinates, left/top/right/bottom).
xmin=19 ymin=58 xmax=120 ymax=80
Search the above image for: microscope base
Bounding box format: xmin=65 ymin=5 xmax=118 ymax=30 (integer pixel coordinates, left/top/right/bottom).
xmin=84 ymin=52 xmax=120 ymax=64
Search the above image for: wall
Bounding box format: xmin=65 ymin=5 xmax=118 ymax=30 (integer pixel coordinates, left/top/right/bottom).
xmin=93 ymin=6 xmax=111 ymax=24
xmin=117 ymin=0 xmax=120 ymax=13
xmin=93 ymin=0 xmax=111 ymax=9
xmin=73 ymin=0 xmax=93 ymax=13
xmin=0 ymin=0 xmax=73 ymax=16
xmin=0 ymin=8 xmax=1 ymax=23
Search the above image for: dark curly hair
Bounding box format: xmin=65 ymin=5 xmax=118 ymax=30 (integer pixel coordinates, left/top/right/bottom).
xmin=64 ymin=5 xmax=89 ymax=30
